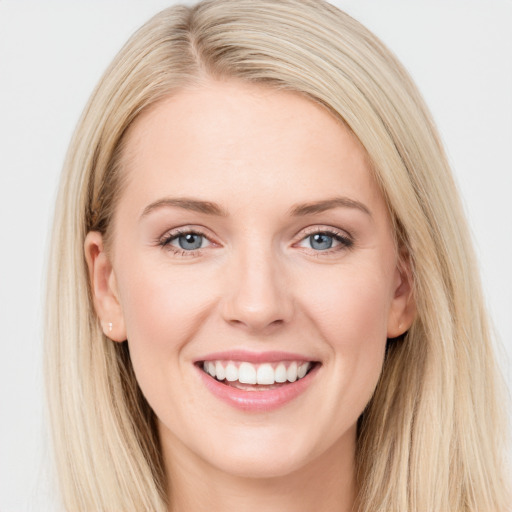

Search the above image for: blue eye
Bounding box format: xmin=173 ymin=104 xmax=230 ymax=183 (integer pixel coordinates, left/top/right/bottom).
xmin=297 ymin=230 xmax=353 ymax=253
xmin=159 ymin=230 xmax=211 ymax=253
xmin=309 ymin=233 xmax=334 ymax=250
xmin=174 ymin=233 xmax=205 ymax=250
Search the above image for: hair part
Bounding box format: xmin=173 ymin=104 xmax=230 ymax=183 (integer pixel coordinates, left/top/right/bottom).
xmin=45 ymin=1 xmax=510 ymax=510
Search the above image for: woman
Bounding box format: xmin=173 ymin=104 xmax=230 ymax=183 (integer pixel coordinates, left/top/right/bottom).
xmin=45 ymin=0 xmax=510 ymax=510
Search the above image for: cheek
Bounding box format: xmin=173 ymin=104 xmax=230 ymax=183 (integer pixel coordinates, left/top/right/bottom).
xmin=301 ymin=263 xmax=392 ymax=345
xmin=298 ymin=264 xmax=391 ymax=408
xmin=115 ymin=262 xmax=216 ymax=382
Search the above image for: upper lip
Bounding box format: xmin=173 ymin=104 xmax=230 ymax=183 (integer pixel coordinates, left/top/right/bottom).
xmin=195 ymin=349 xmax=319 ymax=364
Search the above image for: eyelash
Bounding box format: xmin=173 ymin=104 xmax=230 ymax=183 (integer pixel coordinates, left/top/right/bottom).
xmin=158 ymin=228 xmax=211 ymax=257
xmin=298 ymin=227 xmax=354 ymax=255
xmin=157 ymin=227 xmax=354 ymax=257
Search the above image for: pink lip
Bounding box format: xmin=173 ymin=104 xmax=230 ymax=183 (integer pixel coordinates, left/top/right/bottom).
xmin=196 ymin=349 xmax=315 ymax=364
xmin=195 ymin=360 xmax=320 ymax=413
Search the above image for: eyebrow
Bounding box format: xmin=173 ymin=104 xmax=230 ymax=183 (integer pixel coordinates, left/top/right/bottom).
xmin=289 ymin=197 xmax=371 ymax=217
xmin=141 ymin=197 xmax=229 ymax=218
xmin=140 ymin=195 xmax=371 ymax=219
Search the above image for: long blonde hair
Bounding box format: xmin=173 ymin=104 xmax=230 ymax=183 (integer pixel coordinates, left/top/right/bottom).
xmin=45 ymin=1 xmax=509 ymax=510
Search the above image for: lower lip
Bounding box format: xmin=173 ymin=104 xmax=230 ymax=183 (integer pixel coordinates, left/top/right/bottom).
xmin=196 ymin=364 xmax=319 ymax=412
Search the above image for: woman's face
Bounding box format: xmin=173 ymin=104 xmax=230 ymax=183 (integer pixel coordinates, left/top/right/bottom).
xmin=86 ymin=80 xmax=413 ymax=480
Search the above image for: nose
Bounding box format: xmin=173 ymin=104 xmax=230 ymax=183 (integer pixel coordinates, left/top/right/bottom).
xmin=221 ymin=243 xmax=294 ymax=334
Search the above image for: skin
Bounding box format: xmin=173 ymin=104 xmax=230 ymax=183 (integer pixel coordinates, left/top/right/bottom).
xmin=85 ymin=80 xmax=415 ymax=512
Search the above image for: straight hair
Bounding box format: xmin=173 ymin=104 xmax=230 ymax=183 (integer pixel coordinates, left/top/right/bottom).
xmin=45 ymin=1 xmax=510 ymax=510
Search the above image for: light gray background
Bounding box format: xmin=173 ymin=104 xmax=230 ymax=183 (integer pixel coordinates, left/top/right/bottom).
xmin=1 ymin=1 xmax=511 ymax=510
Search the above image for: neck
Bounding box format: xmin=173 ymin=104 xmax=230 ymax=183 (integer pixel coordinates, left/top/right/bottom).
xmin=162 ymin=426 xmax=357 ymax=512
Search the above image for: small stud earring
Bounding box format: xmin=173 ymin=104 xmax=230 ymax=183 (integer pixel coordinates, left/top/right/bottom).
xmin=108 ymin=322 xmax=113 ymax=333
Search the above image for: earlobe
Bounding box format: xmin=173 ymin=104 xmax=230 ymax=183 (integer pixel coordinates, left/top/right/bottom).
xmin=387 ymin=249 xmax=416 ymax=339
xmin=84 ymin=231 xmax=127 ymax=342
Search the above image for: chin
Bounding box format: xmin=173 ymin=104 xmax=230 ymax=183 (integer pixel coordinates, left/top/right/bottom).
xmin=199 ymin=427 xmax=319 ymax=479
xmin=211 ymin=451 xmax=308 ymax=480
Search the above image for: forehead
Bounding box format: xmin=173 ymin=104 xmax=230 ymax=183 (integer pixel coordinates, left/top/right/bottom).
xmin=118 ymin=80 xmax=385 ymax=218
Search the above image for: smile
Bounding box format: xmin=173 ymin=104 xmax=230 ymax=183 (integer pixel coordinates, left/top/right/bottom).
xmin=201 ymin=360 xmax=313 ymax=388
xmin=195 ymin=351 xmax=321 ymax=412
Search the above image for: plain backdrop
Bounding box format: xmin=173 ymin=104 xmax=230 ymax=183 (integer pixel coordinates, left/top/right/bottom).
xmin=1 ymin=1 xmax=511 ymax=510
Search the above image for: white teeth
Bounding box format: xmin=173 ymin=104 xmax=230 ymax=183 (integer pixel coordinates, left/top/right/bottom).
xmin=297 ymin=363 xmax=308 ymax=379
xmin=225 ymin=363 xmax=238 ymax=382
xmin=275 ymin=363 xmax=287 ymax=383
xmin=256 ymin=363 xmax=275 ymax=385
xmin=287 ymin=362 xmax=298 ymax=382
xmin=215 ymin=361 xmax=225 ymax=381
xmin=205 ymin=361 xmax=216 ymax=378
xmin=202 ymin=360 xmax=314 ymax=385
xmin=239 ymin=362 xmax=257 ymax=384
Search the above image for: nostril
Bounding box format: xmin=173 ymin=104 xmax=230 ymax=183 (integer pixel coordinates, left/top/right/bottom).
xmin=227 ymin=316 xmax=286 ymax=333
xmin=220 ymin=266 xmax=294 ymax=331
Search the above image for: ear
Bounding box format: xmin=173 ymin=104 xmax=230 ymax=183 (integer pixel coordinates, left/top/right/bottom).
xmin=84 ymin=231 xmax=127 ymax=342
xmin=387 ymin=247 xmax=416 ymax=338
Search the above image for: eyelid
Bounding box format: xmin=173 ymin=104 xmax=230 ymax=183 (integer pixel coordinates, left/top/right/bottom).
xmin=158 ymin=226 xmax=209 ymax=243
xmin=156 ymin=224 xmax=354 ymax=257
xmin=157 ymin=226 xmax=219 ymax=255
xmin=299 ymin=224 xmax=352 ymax=238
xmin=293 ymin=225 xmax=354 ymax=253
xmin=169 ymin=231 xmax=211 ymax=250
